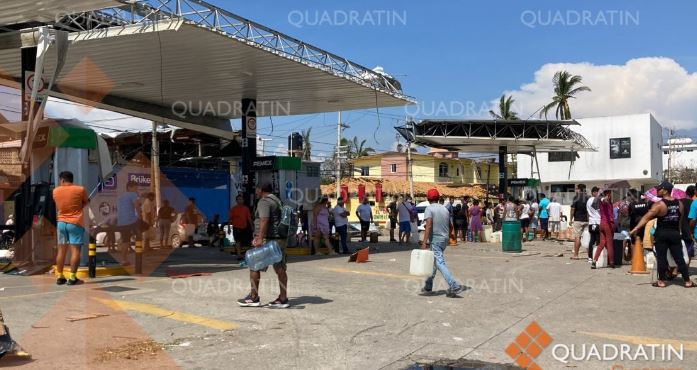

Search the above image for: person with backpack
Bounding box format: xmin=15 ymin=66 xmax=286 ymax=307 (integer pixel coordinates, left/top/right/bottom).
xmin=238 ymin=183 xmax=290 ymax=308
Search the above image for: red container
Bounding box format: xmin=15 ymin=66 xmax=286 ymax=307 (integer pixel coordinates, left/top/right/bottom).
xmin=358 ymin=184 xmax=366 ymax=202
xmin=375 ymin=183 xmax=383 ymax=203
xmin=341 ymin=185 xmax=349 ymax=201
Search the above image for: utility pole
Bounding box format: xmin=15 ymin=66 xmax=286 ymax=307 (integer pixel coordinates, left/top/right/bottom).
xmin=407 ymin=141 xmax=414 ymax=199
xmin=336 ymin=112 xmax=341 ymax=199
xmin=667 ymin=128 xmax=674 ymax=182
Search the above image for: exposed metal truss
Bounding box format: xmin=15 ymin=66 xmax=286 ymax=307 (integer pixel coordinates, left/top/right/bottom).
xmin=47 ymin=0 xmax=409 ymax=101
xmin=395 ymin=119 xmax=597 ymax=153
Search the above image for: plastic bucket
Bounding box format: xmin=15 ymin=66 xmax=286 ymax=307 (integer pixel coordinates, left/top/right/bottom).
xmin=502 ymin=221 xmax=522 ymax=253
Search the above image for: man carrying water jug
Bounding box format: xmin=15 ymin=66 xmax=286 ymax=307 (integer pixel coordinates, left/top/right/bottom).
xmin=238 ymin=182 xmax=290 ymax=308
xmin=421 ymin=188 xmax=465 ymax=298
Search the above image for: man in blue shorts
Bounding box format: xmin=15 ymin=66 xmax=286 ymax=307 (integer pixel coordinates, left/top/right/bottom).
xmin=52 ymin=171 xmax=88 ymax=285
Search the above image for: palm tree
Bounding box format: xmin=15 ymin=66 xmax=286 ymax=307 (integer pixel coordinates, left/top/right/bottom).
xmin=489 ymin=94 xmax=518 ymax=120
xmin=301 ymin=128 xmax=312 ymax=160
xmin=350 ymin=136 xmax=375 ymax=158
xmin=539 ymin=71 xmax=591 ymax=120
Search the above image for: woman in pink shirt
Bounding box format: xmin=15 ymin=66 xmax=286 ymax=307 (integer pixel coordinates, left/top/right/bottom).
xmin=592 ymin=189 xmax=615 ymax=269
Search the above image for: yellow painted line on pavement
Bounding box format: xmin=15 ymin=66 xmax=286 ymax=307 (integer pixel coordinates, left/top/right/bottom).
xmin=579 ymin=332 xmax=697 ymax=352
xmin=0 ymin=278 xmax=172 ymax=301
xmin=322 ymin=267 xmax=420 ymax=280
xmin=94 ymin=298 xmax=238 ymax=331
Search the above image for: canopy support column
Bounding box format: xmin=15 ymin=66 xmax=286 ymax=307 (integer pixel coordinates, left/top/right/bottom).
xmin=498 ymin=145 xmax=507 ymax=199
xmin=241 ymin=98 xmax=257 ymax=206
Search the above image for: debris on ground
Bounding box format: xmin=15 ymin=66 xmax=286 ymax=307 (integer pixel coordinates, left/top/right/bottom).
xmin=66 ymin=313 xmax=109 ymax=322
xmin=94 ymin=339 xmax=162 ymax=362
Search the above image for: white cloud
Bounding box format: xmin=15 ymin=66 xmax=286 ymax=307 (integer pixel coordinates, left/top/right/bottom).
xmin=499 ymin=57 xmax=697 ymax=130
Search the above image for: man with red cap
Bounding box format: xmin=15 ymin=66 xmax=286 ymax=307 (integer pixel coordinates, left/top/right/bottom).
xmin=421 ymin=188 xmax=465 ymax=298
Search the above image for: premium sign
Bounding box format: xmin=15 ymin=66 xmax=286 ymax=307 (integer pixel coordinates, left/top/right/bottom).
xmin=252 ymin=156 xmax=275 ymax=171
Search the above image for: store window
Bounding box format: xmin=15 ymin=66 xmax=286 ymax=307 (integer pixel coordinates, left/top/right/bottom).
xmin=390 ymin=164 xmax=397 ymax=173
xmin=438 ymin=162 xmax=448 ymax=177
xmin=609 ymin=137 xmax=631 ymax=159
xmin=360 ymin=166 xmax=370 ymax=176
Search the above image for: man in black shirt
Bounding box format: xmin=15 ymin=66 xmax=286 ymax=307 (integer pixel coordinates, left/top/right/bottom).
xmin=387 ymin=195 xmax=399 ymax=242
xmin=628 ymin=189 xmax=650 ymax=248
xmin=569 ymin=184 xmax=589 ymax=259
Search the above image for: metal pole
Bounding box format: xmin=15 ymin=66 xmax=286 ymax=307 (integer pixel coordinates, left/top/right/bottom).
xmin=407 ymin=142 xmax=414 ymax=199
xmin=336 ymin=111 xmax=342 ymax=200
xmin=241 ymin=99 xmax=257 ymax=206
xmin=152 ymin=122 xmax=161 ymax=210
xmin=498 ymin=146 xmax=508 ymax=199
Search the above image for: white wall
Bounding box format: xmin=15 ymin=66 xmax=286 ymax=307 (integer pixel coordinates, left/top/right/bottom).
xmin=518 ymin=113 xmax=663 ymax=188
xmin=662 ymin=143 xmax=697 ymax=169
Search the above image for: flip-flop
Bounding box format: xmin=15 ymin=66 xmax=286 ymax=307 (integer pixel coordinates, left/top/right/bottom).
xmin=652 ymin=281 xmax=666 ymax=288
xmin=685 ymin=281 xmax=695 ymax=288
xmin=569 ymin=256 xmax=583 ymax=260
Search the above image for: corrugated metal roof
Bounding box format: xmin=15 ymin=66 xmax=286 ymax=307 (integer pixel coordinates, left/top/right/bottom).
xmin=0 ymin=0 xmax=119 ymax=27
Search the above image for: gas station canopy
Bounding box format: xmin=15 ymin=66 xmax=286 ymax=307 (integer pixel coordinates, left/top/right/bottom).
xmin=395 ymin=119 xmax=596 ymax=154
xmin=0 ymin=0 xmax=414 ymax=138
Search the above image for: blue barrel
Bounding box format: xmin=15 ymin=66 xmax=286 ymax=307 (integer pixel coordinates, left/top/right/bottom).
xmin=502 ymin=221 xmax=522 ymax=253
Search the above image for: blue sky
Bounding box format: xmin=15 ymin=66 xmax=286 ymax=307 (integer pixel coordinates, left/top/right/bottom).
xmin=3 ymin=1 xmax=697 ymax=159
xmin=212 ymin=0 xmax=697 ymax=158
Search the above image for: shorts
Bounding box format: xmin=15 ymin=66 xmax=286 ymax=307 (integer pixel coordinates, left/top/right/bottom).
xmin=530 ymin=217 xmax=539 ymax=230
xmin=253 ymin=238 xmax=288 ymax=272
xmin=572 ymin=221 xmax=588 ymax=238
xmin=520 ymin=218 xmax=530 ymax=229
xmin=549 ymin=221 xmax=561 ymax=233
xmin=118 ymin=222 xmax=138 ymax=244
xmin=399 ymin=221 xmax=411 ymax=233
xmin=389 ymin=218 xmax=397 ymax=230
xmin=57 ymin=221 xmax=85 ymax=246
xmin=540 ymin=218 xmax=549 ymax=231
xmin=360 ymin=221 xmax=370 ymax=232
xmin=233 ymin=226 xmax=252 ymax=245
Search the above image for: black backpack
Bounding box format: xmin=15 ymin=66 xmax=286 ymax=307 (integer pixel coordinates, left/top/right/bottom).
xmin=266 ymin=195 xmax=290 ymax=239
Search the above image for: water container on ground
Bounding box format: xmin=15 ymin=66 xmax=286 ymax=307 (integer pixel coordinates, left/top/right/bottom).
xmin=409 ymin=249 xmax=435 ymax=276
xmin=245 ymin=240 xmax=283 ymax=271
xmin=502 ymin=221 xmax=522 ymax=253
xmin=593 ymin=245 xmax=608 ymax=268
xmin=482 ymin=225 xmax=492 ymax=242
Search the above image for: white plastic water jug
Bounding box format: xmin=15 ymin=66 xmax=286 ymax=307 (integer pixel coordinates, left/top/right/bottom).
xmin=482 ymin=225 xmax=493 ymax=242
xmin=580 ymin=229 xmax=590 ymax=250
xmin=593 ymin=246 xmax=608 ymax=268
xmin=409 ymin=249 xmax=434 ymax=276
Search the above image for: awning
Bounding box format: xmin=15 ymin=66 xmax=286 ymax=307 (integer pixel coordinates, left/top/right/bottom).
xmin=396 ymin=119 xmax=596 ymax=154
xmin=0 ymin=0 xmax=414 ymax=139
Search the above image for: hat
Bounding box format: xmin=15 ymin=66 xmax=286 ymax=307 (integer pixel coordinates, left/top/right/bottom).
xmin=656 ymin=180 xmax=674 ymax=192
xmin=427 ymin=188 xmax=440 ymax=201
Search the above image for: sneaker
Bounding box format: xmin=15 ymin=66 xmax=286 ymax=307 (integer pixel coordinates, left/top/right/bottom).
xmin=587 ymin=257 xmax=593 ymax=263
xmin=66 ymin=277 xmax=82 ymax=286
xmin=56 ymin=276 xmax=67 ymax=285
xmin=237 ymin=294 xmax=261 ymax=307
xmin=446 ymin=284 xmax=465 ymax=298
xmin=591 ymin=262 xmax=597 ymax=269
xmin=268 ymin=297 xmax=290 ymax=308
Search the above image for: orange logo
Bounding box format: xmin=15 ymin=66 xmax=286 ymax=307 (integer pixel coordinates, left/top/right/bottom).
xmin=505 ymin=321 xmax=552 ymax=370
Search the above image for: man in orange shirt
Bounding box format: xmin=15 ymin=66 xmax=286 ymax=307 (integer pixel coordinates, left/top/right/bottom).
xmin=52 ymin=171 xmax=88 ymax=285
xmin=228 ymin=195 xmax=252 ymax=261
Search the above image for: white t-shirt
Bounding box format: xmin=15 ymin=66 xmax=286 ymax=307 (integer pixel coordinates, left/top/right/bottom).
xmin=333 ymin=205 xmax=348 ymax=227
xmin=398 ymin=202 xmax=412 ymax=222
xmin=587 ymin=197 xmax=601 ymax=225
xmin=530 ymin=202 xmax=539 ymax=218
xmin=356 ymin=204 xmax=372 ymax=222
xmin=549 ymin=202 xmax=562 ymax=222
xmin=520 ymin=204 xmax=530 ymax=220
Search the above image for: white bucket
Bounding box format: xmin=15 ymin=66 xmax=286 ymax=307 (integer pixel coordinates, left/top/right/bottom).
xmin=593 ymin=245 xmax=608 ymax=268
xmin=409 ymin=249 xmax=434 ymax=276
xmin=482 ymin=225 xmax=493 ymax=242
